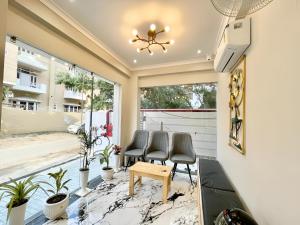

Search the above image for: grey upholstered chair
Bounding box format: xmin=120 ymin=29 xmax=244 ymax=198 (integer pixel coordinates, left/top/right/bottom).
xmin=145 ymin=131 xmax=169 ymax=165
xmin=169 ymin=132 xmax=196 ymax=184
xmin=124 ymin=130 xmax=149 ymax=171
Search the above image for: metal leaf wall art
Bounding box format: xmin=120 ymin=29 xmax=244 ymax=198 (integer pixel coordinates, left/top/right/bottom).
xmin=229 ymin=56 xmax=246 ymax=154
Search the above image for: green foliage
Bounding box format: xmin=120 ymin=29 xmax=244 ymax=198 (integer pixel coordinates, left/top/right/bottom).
xmin=141 ymin=85 xmax=192 ymax=109
xmin=78 ymin=131 xmax=99 ymax=170
xmin=2 ymin=86 xmax=10 ymax=101
xmin=141 ymin=83 xmax=216 ymax=109
xmin=0 ymin=176 xmax=40 ymax=221
xmin=56 ymin=71 xmax=92 ymax=92
xmin=41 ymin=168 xmax=71 ymax=195
xmin=99 ymin=144 xmax=113 ymax=169
xmin=56 ymin=71 xmax=114 ymax=110
xmin=193 ymin=83 xmax=216 ymax=109
xmin=92 ymin=80 xmax=114 ymax=110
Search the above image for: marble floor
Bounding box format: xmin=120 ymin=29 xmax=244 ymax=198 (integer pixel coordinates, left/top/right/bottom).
xmin=43 ymin=171 xmax=199 ymax=225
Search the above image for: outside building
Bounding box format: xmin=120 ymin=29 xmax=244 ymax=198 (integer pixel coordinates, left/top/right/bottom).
xmin=2 ymin=39 xmax=86 ymax=113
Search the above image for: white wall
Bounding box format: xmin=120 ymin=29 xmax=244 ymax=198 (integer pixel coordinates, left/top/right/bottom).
xmin=217 ymin=1 xmax=300 ymax=225
xmin=142 ymin=111 xmax=217 ymax=157
xmin=1 ymin=107 xmax=81 ymax=134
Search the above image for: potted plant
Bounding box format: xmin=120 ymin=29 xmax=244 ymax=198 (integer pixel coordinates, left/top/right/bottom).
xmin=0 ymin=176 xmax=40 ymax=225
xmin=77 ymin=131 xmax=98 ymax=196
xmin=99 ymin=144 xmax=114 ymax=180
xmin=42 ymin=168 xmax=71 ymax=220
xmin=112 ymin=145 xmax=122 ymax=171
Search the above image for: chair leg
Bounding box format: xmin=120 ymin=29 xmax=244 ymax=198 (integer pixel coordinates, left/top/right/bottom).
xmin=186 ymin=164 xmax=193 ymax=185
xmin=151 ymin=160 xmax=154 ymax=164
xmin=161 ymin=161 xmax=164 ymax=165
xmin=172 ymin=163 xmax=177 ymax=180
xmin=125 ymin=157 xmax=131 ymax=172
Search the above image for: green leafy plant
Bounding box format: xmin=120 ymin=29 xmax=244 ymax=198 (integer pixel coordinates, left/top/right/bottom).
xmin=2 ymin=86 xmax=10 ymax=101
xmin=78 ymin=131 xmax=98 ymax=170
xmin=140 ymin=83 xmax=216 ymax=109
xmin=41 ymin=168 xmax=71 ymax=195
xmin=0 ymin=176 xmax=40 ymax=221
xmin=99 ymin=144 xmax=114 ymax=169
xmin=56 ymin=71 xmax=113 ymax=110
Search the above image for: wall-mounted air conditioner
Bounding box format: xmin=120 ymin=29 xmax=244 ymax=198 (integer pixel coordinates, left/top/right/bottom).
xmin=214 ymin=18 xmax=251 ymax=73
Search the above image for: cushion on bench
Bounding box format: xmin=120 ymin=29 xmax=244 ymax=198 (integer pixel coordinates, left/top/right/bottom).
xmin=199 ymin=159 xmax=235 ymax=192
xmin=201 ymin=186 xmax=245 ymax=225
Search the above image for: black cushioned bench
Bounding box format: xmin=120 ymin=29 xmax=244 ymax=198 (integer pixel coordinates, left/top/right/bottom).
xmin=199 ymin=159 xmax=245 ymax=225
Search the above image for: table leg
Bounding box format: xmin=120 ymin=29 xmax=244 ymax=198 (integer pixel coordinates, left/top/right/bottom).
xmin=168 ymin=174 xmax=171 ymax=192
xmin=129 ymin=171 xmax=134 ymax=196
xmin=163 ymin=177 xmax=169 ymax=204
xmin=138 ymin=176 xmax=142 ymax=186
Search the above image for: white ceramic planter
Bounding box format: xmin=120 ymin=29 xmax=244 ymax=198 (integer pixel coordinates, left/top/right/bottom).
xmin=102 ymin=168 xmax=114 ymax=180
xmin=8 ymin=201 xmax=27 ymax=225
xmin=75 ymin=169 xmax=91 ymax=197
xmin=43 ymin=193 xmax=69 ymax=220
xmin=80 ymin=169 xmax=89 ymax=190
xmin=114 ymin=154 xmax=120 ymax=171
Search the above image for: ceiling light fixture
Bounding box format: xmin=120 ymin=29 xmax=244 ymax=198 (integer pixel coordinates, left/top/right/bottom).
xmin=129 ymin=24 xmax=174 ymax=55
xmin=197 ymin=49 xmax=202 ymax=54
xmin=133 ymin=59 xmax=137 ymax=64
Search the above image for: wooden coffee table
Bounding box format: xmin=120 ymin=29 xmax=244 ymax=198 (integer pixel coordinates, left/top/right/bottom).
xmin=129 ymin=162 xmax=172 ymax=203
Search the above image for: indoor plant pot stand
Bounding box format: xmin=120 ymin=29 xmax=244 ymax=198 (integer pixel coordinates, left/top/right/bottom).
xmin=75 ymin=169 xmax=92 ymax=197
xmin=114 ymin=153 xmax=121 ymax=172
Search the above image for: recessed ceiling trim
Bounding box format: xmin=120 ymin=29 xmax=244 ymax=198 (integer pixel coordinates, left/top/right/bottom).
xmin=132 ymin=58 xmax=214 ymax=71
xmin=40 ymin=0 xmax=131 ymax=70
xmin=133 ymin=60 xmax=214 ymax=78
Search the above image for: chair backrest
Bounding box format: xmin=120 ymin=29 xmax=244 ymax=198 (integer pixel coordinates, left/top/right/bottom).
xmin=148 ymin=131 xmax=169 ymax=153
xmin=171 ymin=132 xmax=195 ymax=157
xmin=131 ymin=130 xmax=149 ymax=149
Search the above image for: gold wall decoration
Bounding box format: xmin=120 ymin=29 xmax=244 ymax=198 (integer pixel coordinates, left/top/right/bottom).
xmin=229 ymin=56 xmax=246 ymax=154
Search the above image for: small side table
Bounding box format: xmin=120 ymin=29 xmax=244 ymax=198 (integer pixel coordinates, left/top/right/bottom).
xmin=129 ymin=162 xmax=172 ymax=203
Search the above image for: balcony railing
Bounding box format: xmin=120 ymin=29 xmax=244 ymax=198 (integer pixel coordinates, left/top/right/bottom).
xmin=13 ymin=78 xmax=47 ymax=94
xmin=64 ymin=89 xmax=87 ymax=101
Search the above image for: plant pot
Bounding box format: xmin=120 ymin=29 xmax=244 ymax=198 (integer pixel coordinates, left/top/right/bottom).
xmin=8 ymin=200 xmax=28 ymax=225
xmin=114 ymin=154 xmax=121 ymax=171
xmin=43 ymin=193 xmax=69 ymax=220
xmin=102 ymin=167 xmax=114 ymax=180
xmin=75 ymin=169 xmax=91 ymax=197
xmin=80 ymin=168 xmax=89 ymax=191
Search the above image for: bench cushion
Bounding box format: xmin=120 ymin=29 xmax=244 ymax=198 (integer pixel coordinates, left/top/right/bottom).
xmin=199 ymin=159 xmax=235 ymax=192
xmin=201 ymin=187 xmax=244 ymax=225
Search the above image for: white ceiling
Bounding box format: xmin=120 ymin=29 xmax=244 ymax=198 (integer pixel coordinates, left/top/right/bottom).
xmin=51 ymin=0 xmax=223 ymax=69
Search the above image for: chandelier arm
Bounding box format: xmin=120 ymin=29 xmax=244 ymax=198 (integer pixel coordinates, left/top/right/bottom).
xmin=135 ymin=35 xmax=149 ymax=42
xmin=155 ymin=30 xmax=165 ymax=35
xmin=154 ymin=41 xmax=170 ymax=45
xmin=136 ymin=38 xmax=149 ymax=42
xmin=156 ymin=43 xmax=166 ymax=50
